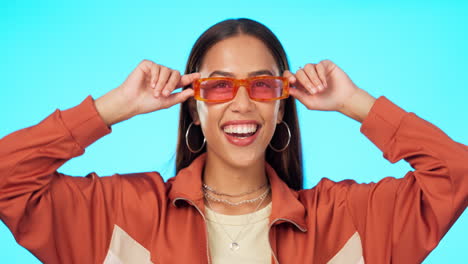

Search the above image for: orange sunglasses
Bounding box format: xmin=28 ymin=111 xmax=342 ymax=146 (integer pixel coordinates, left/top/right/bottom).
xmin=192 ymin=76 xmax=290 ymax=103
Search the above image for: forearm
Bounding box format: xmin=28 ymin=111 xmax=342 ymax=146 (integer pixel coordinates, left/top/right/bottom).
xmin=338 ymin=88 xmax=377 ymax=123
xmin=0 ymin=105 xmax=116 ymax=263
xmin=358 ymin=96 xmax=468 ymax=256
xmin=0 ymin=96 xmax=111 ymax=229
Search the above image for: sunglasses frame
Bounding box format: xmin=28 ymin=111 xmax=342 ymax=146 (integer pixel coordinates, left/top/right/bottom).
xmin=192 ymin=76 xmax=290 ymax=103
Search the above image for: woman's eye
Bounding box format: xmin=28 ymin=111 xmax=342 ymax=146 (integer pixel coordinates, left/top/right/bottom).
xmin=253 ymin=81 xmax=270 ymax=88
xmin=213 ymin=81 xmax=230 ymax=88
xmin=215 ymin=83 xmax=227 ymax=88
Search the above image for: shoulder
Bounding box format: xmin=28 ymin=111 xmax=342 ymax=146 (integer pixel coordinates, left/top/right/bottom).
xmin=298 ymin=177 xmax=356 ymax=195
xmin=297 ymin=176 xmax=405 ymax=213
xmin=117 ymin=171 xmax=166 ymax=187
xmin=297 ymin=176 xmax=400 ymax=204
xmin=114 ymin=171 xmax=172 ymax=202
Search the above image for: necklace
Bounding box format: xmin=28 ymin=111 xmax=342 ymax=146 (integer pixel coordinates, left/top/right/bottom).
xmin=205 ymin=190 xmax=269 ymax=251
xmin=203 ymin=182 xmax=268 ymax=197
xmin=204 ymin=187 xmax=270 ymax=206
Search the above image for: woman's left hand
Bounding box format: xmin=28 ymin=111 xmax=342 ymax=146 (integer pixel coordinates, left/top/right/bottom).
xmin=284 ymin=60 xmax=376 ymax=122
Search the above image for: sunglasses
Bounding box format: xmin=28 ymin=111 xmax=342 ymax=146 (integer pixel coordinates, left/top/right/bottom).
xmin=192 ymin=76 xmax=290 ymax=103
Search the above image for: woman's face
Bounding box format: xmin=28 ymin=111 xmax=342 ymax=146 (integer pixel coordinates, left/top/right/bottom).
xmin=193 ymin=34 xmax=284 ymax=168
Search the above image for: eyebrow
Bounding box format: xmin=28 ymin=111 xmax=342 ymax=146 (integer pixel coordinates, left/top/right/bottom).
xmin=208 ymin=70 xmax=275 ymax=78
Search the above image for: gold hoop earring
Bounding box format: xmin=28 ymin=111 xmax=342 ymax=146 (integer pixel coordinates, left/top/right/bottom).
xmin=185 ymin=122 xmax=206 ymax=153
xmin=269 ymin=121 xmax=291 ymax=152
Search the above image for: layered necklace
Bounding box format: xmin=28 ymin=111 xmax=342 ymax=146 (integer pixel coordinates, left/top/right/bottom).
xmin=203 ymin=182 xmax=271 ymax=251
xmin=204 ymin=186 xmax=270 ymax=206
xmin=203 ymin=182 xmax=268 ymax=197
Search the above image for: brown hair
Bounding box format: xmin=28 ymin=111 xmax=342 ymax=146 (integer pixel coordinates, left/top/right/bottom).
xmin=175 ymin=18 xmax=303 ymax=190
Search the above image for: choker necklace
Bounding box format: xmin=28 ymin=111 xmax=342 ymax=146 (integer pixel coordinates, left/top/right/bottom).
xmin=204 ymin=187 xmax=270 ymax=206
xmin=205 ymin=189 xmax=269 ymax=251
xmin=203 ymin=182 xmax=268 ymax=197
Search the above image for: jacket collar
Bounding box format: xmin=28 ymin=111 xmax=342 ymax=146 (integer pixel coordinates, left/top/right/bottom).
xmin=168 ymin=153 xmax=307 ymax=232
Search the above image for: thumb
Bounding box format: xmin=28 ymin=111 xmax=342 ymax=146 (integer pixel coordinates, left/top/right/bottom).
xmin=289 ymin=87 xmax=316 ymax=110
xmin=159 ymin=88 xmax=194 ymax=109
xmin=178 ymin=72 xmax=201 ymax=88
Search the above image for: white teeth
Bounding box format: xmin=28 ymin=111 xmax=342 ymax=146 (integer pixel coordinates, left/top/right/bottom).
xmin=223 ymin=124 xmax=258 ymax=134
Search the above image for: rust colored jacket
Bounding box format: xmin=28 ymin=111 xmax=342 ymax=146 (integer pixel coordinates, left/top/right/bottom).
xmin=0 ymin=96 xmax=466 ymax=264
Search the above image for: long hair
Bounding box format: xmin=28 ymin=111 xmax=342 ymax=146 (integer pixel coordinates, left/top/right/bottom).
xmin=175 ymin=18 xmax=303 ymax=190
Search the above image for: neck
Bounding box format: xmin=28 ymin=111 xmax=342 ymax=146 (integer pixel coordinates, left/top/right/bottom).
xmin=203 ymin=151 xmax=268 ymax=195
xmin=202 ymin=150 xmax=271 ymax=215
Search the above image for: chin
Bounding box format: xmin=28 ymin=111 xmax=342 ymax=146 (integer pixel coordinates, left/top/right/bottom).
xmin=225 ymin=149 xmax=266 ymax=169
xmin=209 ymin=146 xmax=266 ymax=169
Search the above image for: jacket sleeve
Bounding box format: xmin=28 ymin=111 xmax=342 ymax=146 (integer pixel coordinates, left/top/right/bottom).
xmin=0 ymin=96 xmax=118 ymax=263
xmin=346 ymin=96 xmax=468 ymax=263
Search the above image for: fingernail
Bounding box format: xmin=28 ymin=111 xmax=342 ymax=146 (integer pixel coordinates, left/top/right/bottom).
xmin=317 ymin=85 xmax=324 ymax=91
xmin=163 ymin=90 xmax=169 ymax=96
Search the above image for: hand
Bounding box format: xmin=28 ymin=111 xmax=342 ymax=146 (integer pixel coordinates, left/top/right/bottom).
xmin=117 ymin=60 xmax=200 ymax=115
xmin=95 ymin=60 xmax=200 ymax=126
xmin=284 ymin=60 xmax=376 ymax=122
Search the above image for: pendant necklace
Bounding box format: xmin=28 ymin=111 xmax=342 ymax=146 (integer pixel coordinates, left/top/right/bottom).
xmin=205 ymin=188 xmax=270 ymax=251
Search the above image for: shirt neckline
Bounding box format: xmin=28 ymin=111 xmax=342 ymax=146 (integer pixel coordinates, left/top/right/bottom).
xmin=205 ymin=202 xmax=272 ymax=226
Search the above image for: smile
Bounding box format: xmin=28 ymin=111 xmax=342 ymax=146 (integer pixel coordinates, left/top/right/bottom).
xmin=221 ymin=121 xmax=261 ymax=146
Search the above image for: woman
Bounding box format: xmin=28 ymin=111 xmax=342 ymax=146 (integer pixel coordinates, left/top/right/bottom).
xmin=0 ymin=18 xmax=466 ymax=264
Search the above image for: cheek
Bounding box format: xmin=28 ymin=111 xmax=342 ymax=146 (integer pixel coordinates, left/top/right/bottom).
xmin=259 ymin=102 xmax=282 ymax=137
xmin=264 ymin=101 xmax=281 ymax=123
xmin=196 ymin=102 xmax=222 ymax=137
xmin=196 ymin=101 xmax=208 ymax=125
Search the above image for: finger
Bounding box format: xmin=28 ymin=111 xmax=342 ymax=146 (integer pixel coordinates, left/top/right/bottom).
xmin=282 ymin=70 xmax=296 ymax=84
xmin=154 ymin=66 xmax=171 ymax=97
xmin=159 ymin=88 xmax=194 ymax=109
xmin=320 ymin=59 xmax=336 ymax=74
xmin=315 ymin=62 xmax=328 ymax=90
xmin=162 ymin=70 xmax=181 ymax=96
xmin=137 ymin=60 xmax=156 ymax=88
xmin=295 ymin=68 xmax=316 ymax=94
xmin=178 ymin=72 xmax=201 ymax=87
xmin=150 ymin=62 xmax=160 ymax=89
xmin=303 ymin=63 xmax=325 ymax=92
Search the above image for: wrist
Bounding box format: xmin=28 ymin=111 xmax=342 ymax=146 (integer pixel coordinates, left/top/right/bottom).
xmin=338 ymin=88 xmax=376 ymax=123
xmin=95 ymin=88 xmax=136 ymax=126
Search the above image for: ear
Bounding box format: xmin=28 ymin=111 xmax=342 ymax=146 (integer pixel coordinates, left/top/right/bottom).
xmin=277 ymin=100 xmax=285 ymax=124
xmin=188 ymin=98 xmax=201 ymax=125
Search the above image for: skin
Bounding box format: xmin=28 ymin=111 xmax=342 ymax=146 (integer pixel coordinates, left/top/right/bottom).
xmin=192 ymin=35 xmax=283 ymax=214
xmin=95 ymin=34 xmax=376 ymax=215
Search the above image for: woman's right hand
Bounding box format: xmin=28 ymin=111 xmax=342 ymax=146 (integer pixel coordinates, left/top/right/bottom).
xmin=95 ymin=60 xmax=200 ymax=126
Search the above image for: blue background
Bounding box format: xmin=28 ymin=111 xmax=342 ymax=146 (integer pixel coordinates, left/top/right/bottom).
xmin=1 ymin=0 xmax=467 ymax=262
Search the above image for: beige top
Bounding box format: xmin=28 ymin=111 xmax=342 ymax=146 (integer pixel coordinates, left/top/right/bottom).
xmin=205 ymin=202 xmax=272 ymax=264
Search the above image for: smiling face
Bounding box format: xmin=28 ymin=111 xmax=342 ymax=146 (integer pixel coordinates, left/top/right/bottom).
xmin=191 ymin=34 xmax=284 ymax=168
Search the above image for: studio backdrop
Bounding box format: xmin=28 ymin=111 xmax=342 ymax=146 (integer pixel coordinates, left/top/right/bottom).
xmin=1 ymin=0 xmax=467 ymax=263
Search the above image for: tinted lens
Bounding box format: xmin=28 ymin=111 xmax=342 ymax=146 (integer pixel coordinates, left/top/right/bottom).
xmin=199 ymin=79 xmax=235 ymax=101
xmin=250 ymin=78 xmax=284 ymax=99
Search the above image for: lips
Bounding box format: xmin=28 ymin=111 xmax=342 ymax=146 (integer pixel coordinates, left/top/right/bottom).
xmin=221 ymin=120 xmax=261 ymax=146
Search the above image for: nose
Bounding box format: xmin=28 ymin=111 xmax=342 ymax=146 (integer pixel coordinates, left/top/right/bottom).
xmin=230 ymin=85 xmax=254 ymax=113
